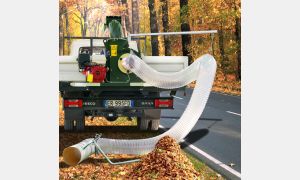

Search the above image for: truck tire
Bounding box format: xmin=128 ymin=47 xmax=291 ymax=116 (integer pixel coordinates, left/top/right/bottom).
xmin=64 ymin=109 xmax=85 ymax=131
xmin=137 ymin=117 xmax=150 ymax=131
xmin=150 ymin=120 xmax=160 ymax=131
xmin=75 ymin=117 xmax=85 ymax=131
xmin=137 ymin=109 xmax=161 ymax=131
xmin=145 ymin=109 xmax=161 ymax=131
xmin=64 ymin=119 xmax=74 ymax=131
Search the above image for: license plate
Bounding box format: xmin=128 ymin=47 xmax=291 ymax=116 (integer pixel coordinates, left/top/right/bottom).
xmin=105 ymin=100 xmax=132 ymax=108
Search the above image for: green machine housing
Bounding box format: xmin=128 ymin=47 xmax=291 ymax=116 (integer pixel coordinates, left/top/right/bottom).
xmin=103 ymin=16 xmax=141 ymax=84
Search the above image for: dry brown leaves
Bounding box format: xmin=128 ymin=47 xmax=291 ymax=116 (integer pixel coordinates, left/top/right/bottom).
xmin=125 ymin=136 xmax=200 ymax=180
xmin=59 ymin=130 xmax=143 ymax=180
xmin=188 ymin=71 xmax=241 ymax=96
xmin=59 ymin=135 xmax=201 ymax=179
xmin=59 ymin=98 xmax=213 ymax=179
xmin=59 ymin=154 xmax=139 ymax=180
xmin=212 ymin=72 xmax=241 ymax=96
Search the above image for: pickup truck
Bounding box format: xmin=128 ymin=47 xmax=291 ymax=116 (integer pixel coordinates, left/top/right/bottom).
xmin=59 ymin=16 xmax=188 ymax=131
xmin=59 ymin=37 xmax=188 ymax=131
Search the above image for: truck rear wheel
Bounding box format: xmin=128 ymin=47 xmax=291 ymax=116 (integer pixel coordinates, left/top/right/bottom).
xmin=137 ymin=109 xmax=161 ymax=131
xmin=137 ymin=118 xmax=150 ymax=131
xmin=64 ymin=109 xmax=85 ymax=131
xmin=150 ymin=120 xmax=160 ymax=131
xmin=75 ymin=117 xmax=85 ymax=131
xmin=64 ymin=119 xmax=74 ymax=131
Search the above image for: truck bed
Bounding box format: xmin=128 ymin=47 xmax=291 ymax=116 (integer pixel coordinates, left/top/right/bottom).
xmin=59 ymin=55 xmax=188 ymax=84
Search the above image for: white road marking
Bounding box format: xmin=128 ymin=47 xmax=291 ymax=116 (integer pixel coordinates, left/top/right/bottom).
xmin=187 ymin=142 xmax=241 ymax=178
xmin=226 ymin=111 xmax=241 ymax=116
xmin=159 ymin=125 xmax=241 ymax=178
xmin=172 ymin=95 xmax=183 ymax=100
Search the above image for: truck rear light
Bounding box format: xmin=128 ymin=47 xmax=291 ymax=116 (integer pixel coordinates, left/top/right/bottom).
xmin=154 ymin=99 xmax=173 ymax=108
xmin=64 ymin=99 xmax=83 ymax=108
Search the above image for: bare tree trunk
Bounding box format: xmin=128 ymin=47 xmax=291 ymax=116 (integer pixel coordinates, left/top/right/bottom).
xmin=234 ymin=4 xmax=241 ymax=80
xmin=160 ymin=0 xmax=171 ymax=56
xmin=83 ymin=10 xmax=88 ymax=37
xmin=59 ymin=17 xmax=63 ymax=55
xmin=218 ymin=24 xmax=229 ymax=76
xmin=131 ymin=0 xmax=139 ymax=34
xmin=120 ymin=3 xmax=127 ymax=37
xmin=180 ymin=0 xmax=192 ymax=64
xmin=59 ymin=3 xmax=65 ymax=55
xmin=131 ymin=0 xmax=140 ymax=47
xmin=64 ymin=11 xmax=71 ymax=54
xmin=95 ymin=20 xmax=100 ymax=36
xmin=121 ymin=0 xmax=132 ymax=34
xmin=148 ymin=0 xmax=159 ymax=56
xmin=80 ymin=23 xmax=84 ymax=37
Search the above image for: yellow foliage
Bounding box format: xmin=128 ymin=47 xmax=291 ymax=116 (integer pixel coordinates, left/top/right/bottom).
xmin=60 ymin=0 xmax=241 ymax=84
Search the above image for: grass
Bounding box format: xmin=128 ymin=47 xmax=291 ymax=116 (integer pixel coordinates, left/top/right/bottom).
xmin=185 ymin=152 xmax=223 ymax=180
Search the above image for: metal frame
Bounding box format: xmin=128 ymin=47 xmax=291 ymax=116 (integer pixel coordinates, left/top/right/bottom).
xmin=62 ymin=30 xmax=217 ymax=55
xmin=127 ymin=30 xmax=218 ymax=40
xmin=62 ymin=36 xmax=146 ymax=55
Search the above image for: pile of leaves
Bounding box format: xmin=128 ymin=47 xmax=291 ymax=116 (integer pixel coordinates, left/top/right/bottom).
xmin=126 ymin=136 xmax=200 ymax=179
xmin=59 ymin=132 xmax=222 ymax=179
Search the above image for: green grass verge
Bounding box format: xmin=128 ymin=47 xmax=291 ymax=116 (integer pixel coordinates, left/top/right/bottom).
xmin=184 ymin=151 xmax=223 ymax=179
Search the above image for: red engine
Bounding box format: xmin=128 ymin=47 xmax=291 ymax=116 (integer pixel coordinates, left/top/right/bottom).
xmin=83 ymin=65 xmax=107 ymax=83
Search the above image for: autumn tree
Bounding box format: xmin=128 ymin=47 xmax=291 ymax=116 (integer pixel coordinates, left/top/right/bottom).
xmin=121 ymin=0 xmax=132 ymax=34
xmin=70 ymin=0 xmax=101 ymax=37
xmin=59 ymin=1 xmax=66 ymax=55
xmin=148 ymin=0 xmax=159 ymax=55
xmin=59 ymin=0 xmax=72 ymax=55
xmin=180 ymin=0 xmax=192 ymax=64
xmin=59 ymin=0 xmax=241 ymax=83
xmin=160 ymin=0 xmax=171 ymax=56
xmin=218 ymin=0 xmax=241 ymax=79
xmin=218 ymin=23 xmax=230 ymax=75
xmin=132 ymin=0 xmax=140 ymax=34
xmin=87 ymin=10 xmax=104 ymax=37
xmin=233 ymin=0 xmax=241 ymax=80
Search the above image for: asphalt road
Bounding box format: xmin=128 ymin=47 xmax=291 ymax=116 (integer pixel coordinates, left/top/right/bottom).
xmin=160 ymin=88 xmax=241 ymax=177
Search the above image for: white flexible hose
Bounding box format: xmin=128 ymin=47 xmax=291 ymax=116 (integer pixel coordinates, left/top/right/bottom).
xmin=63 ymin=54 xmax=217 ymax=165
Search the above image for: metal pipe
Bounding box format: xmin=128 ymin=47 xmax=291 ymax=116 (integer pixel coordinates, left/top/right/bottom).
xmin=128 ymin=30 xmax=217 ymax=37
xmin=93 ymin=140 xmax=140 ymax=165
